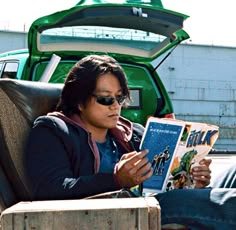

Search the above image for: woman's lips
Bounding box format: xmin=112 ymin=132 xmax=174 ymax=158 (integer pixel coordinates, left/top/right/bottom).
xmin=108 ymin=113 xmax=119 ymax=118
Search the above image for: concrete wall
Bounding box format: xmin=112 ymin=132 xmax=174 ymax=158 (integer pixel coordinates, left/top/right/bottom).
xmin=0 ymin=30 xmax=27 ymax=53
xmin=154 ymin=44 xmax=236 ymax=150
xmin=1 ymin=31 xmax=236 ymax=150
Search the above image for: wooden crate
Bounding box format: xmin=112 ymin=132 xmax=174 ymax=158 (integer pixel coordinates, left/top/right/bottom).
xmin=0 ymin=197 xmax=161 ymax=230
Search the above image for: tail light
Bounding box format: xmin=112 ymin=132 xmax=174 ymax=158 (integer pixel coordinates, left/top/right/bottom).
xmin=163 ymin=113 xmax=175 ymax=119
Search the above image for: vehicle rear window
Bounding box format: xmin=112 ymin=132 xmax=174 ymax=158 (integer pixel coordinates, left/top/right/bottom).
xmin=39 ymin=26 xmax=167 ymax=58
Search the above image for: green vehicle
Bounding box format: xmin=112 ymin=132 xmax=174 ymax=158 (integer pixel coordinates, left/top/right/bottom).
xmin=0 ymin=0 xmax=191 ymax=228
xmin=0 ymin=0 xmax=189 ymax=125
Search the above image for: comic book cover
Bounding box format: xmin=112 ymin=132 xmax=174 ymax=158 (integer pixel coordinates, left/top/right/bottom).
xmin=140 ymin=117 xmax=219 ymax=195
xmin=140 ymin=117 xmax=185 ymax=194
xmin=165 ymin=121 xmax=219 ymax=192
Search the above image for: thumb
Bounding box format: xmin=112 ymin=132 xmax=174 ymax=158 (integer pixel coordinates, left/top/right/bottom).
xmin=199 ymin=158 xmax=212 ymax=166
xmin=120 ymin=151 xmax=137 ymax=160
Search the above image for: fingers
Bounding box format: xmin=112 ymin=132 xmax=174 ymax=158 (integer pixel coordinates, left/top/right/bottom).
xmin=118 ymin=150 xmax=149 ymax=171
xmin=119 ymin=151 xmax=138 ymax=160
xmin=192 ymin=158 xmax=211 ymax=174
xmin=115 ymin=149 xmax=152 ymax=188
xmin=194 ymin=176 xmax=211 ymax=188
xmin=138 ymin=168 xmax=153 ymax=184
xmin=130 ymin=166 xmax=153 ymax=185
xmin=128 ymin=149 xmax=149 ymax=165
xmin=192 ymin=159 xmax=212 ymax=188
xmin=126 ymin=151 xmax=151 ymax=178
xmin=193 ymin=174 xmax=211 ymax=188
xmin=119 ymin=149 xmax=148 ymax=163
xmin=193 ymin=172 xmax=211 ymax=183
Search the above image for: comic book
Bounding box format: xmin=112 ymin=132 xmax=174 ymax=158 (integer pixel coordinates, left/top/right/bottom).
xmin=140 ymin=117 xmax=219 ymax=195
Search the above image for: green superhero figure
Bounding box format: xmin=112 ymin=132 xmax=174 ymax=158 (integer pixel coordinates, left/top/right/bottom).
xmin=171 ymin=149 xmax=197 ymax=188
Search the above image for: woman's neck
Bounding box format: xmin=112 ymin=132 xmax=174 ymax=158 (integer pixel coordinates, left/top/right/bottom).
xmin=70 ymin=113 xmax=108 ymax=142
xmin=91 ymin=128 xmax=108 ymax=143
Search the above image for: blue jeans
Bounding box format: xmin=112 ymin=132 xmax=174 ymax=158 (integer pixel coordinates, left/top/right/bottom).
xmin=155 ymin=164 xmax=236 ymax=230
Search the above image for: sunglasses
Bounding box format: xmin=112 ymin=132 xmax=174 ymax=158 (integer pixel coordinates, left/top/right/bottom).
xmin=92 ymin=94 xmax=126 ymax=106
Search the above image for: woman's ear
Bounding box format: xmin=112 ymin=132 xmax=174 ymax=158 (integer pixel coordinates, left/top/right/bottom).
xmin=78 ymin=104 xmax=83 ymax=112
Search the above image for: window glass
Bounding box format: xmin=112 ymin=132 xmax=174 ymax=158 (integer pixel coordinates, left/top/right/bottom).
xmin=0 ymin=62 xmax=3 ymax=78
xmin=2 ymin=62 xmax=18 ymax=79
xmin=128 ymin=89 xmax=142 ymax=109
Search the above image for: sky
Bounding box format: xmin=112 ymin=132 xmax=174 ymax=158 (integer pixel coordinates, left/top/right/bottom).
xmin=164 ymin=0 xmax=236 ymax=47
xmin=1 ymin=0 xmax=236 ymax=47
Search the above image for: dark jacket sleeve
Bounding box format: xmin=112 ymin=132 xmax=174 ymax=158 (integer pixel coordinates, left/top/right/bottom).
xmin=25 ymin=116 xmax=120 ymax=200
xmin=130 ymin=122 xmax=145 ymax=151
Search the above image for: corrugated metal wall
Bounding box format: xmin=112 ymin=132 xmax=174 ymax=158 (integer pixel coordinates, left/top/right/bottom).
xmin=154 ymin=44 xmax=236 ymax=150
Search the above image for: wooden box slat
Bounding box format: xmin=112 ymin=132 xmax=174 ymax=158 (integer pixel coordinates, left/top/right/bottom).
xmin=0 ymin=197 xmax=161 ymax=230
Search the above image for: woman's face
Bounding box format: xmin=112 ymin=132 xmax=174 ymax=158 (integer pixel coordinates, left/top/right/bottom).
xmin=79 ymin=72 xmax=125 ymax=132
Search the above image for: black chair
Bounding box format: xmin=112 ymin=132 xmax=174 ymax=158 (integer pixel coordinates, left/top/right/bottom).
xmin=0 ymin=79 xmax=62 ymax=210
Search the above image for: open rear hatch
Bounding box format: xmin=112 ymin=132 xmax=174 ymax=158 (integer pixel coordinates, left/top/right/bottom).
xmin=27 ymin=0 xmax=189 ymax=63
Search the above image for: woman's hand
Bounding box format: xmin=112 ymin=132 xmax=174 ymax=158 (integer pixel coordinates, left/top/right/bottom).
xmin=114 ymin=149 xmax=153 ymax=188
xmin=192 ymin=158 xmax=212 ymax=188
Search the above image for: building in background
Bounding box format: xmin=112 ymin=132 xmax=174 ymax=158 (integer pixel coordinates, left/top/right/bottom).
xmin=155 ymin=44 xmax=236 ymax=150
xmin=0 ymin=30 xmax=27 ymax=53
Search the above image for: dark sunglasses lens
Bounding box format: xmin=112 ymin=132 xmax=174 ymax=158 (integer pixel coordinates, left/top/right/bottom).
xmin=116 ymin=96 xmax=126 ymax=105
xmin=96 ymin=96 xmax=114 ymax=105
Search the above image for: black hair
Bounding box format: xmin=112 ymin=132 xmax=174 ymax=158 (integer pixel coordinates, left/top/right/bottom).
xmin=56 ymin=54 xmax=130 ymax=116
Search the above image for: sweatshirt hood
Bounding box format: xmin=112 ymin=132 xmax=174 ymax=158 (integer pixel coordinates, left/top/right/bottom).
xmin=47 ymin=111 xmax=133 ymax=142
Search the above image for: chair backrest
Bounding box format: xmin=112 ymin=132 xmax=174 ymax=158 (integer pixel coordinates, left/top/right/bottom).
xmin=0 ymin=79 xmax=62 ymax=209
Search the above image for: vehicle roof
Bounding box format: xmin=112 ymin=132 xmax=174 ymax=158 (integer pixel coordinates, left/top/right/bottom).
xmin=0 ymin=49 xmax=28 ymax=59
